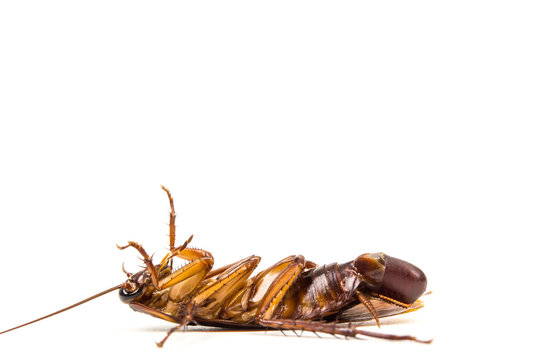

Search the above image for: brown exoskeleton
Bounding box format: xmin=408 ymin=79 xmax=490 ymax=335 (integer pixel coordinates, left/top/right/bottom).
xmin=0 ymin=186 xmax=431 ymax=346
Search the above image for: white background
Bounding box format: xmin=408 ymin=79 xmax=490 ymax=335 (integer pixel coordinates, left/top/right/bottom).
xmin=0 ymin=1 xmax=538 ymax=359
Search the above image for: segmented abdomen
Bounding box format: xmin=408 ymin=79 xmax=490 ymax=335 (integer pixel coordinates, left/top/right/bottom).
xmin=277 ymin=261 xmax=362 ymax=320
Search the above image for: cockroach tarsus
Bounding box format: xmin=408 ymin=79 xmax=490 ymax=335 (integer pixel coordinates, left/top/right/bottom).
xmin=0 ymin=186 xmax=432 ymax=346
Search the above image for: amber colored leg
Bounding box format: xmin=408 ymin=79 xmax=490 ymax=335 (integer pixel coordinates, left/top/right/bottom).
xmin=356 ymin=291 xmax=380 ymax=328
xmin=142 ymin=256 xmax=262 ymax=345
xmin=191 ymin=256 xmax=261 ymax=310
xmin=161 ymin=185 xmax=176 ymax=252
xmin=156 ymin=236 xmax=215 ymax=296
xmin=117 ymin=241 xmax=160 ymax=289
xmin=129 ymin=302 xmax=194 ymax=347
xmin=255 ymin=255 xmax=305 ymax=320
xmin=130 ymin=302 xmax=184 ymax=323
xmin=207 ymin=257 xmax=314 ymax=280
xmin=158 ymin=255 xmax=214 ymax=293
xmin=158 ymin=235 xmax=214 ymax=273
xmin=156 ymin=324 xmax=187 ymax=348
xmin=204 ymin=255 xmax=261 ymax=279
xmin=258 ymin=318 xmax=432 ymax=343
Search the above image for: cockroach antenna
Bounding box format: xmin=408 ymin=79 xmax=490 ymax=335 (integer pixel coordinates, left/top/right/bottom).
xmin=0 ymin=284 xmax=123 ymax=335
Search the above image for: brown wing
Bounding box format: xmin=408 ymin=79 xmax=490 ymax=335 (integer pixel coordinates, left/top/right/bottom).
xmin=337 ymin=298 xmax=424 ymax=322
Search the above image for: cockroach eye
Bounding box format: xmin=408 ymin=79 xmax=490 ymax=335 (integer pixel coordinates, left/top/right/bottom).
xmin=119 ymin=286 xmax=143 ymax=303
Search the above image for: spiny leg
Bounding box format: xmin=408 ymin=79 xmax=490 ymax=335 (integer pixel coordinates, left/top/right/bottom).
xmin=129 ymin=302 xmax=194 ymax=347
xmin=157 ymin=254 xmax=213 ymax=295
xmin=258 ymin=318 xmax=432 ymax=343
xmin=155 ymin=236 xmax=215 ymax=296
xmin=191 ymin=255 xmax=261 ymax=310
xmin=156 ymin=303 xmax=195 ymax=347
xmin=151 ymin=257 xmax=261 ymax=346
xmin=208 ymin=255 xmax=304 ymax=322
xmin=356 ymin=291 xmax=380 ymax=328
xmin=158 ymin=234 xmax=195 ymax=272
xmin=255 ymin=255 xmax=306 ymax=320
xmin=161 ymin=185 xmax=177 ymax=266
xmin=204 ymin=254 xmax=264 ymax=279
xmin=117 ymin=241 xmax=159 ymax=289
xmin=156 ymin=324 xmax=186 ymax=348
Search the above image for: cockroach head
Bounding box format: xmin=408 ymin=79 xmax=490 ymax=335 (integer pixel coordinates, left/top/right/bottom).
xmin=119 ymin=270 xmax=148 ymax=303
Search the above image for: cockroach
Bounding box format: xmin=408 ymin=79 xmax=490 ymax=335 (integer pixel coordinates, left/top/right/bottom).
xmin=0 ymin=186 xmax=431 ymax=346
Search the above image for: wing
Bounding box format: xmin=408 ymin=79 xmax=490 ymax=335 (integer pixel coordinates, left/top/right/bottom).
xmin=337 ymin=298 xmax=424 ymax=322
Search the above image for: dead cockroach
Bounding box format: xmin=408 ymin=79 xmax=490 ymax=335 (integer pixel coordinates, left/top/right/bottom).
xmin=0 ymin=186 xmax=431 ymax=346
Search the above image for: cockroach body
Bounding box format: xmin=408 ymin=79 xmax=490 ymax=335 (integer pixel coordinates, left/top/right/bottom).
xmin=1 ymin=186 xmax=430 ymax=346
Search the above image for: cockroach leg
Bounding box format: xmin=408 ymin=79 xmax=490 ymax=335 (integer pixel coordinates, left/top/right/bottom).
xmin=256 ymin=255 xmax=306 ymax=320
xmin=130 ymin=302 xmax=194 ymax=347
xmin=204 ymin=255 xmax=260 ymax=279
xmin=129 ymin=302 xmax=183 ymax=323
xmin=157 ymin=236 xmax=216 ymax=280
xmin=158 ymin=234 xmax=195 ymax=272
xmin=258 ymin=318 xmax=432 ymax=343
xmin=356 ymin=291 xmax=380 ymax=328
xmin=121 ymin=262 xmax=131 ymax=276
xmin=191 ymin=256 xmax=261 ymax=309
xmin=156 ymin=325 xmax=182 ymax=347
xmin=156 ymin=306 xmax=195 ymax=348
xmin=156 ymin=241 xmax=217 ymax=300
xmin=116 ymin=241 xmax=160 ymax=289
xmin=157 ymin=256 xmax=213 ymax=296
xmin=161 ymin=185 xmax=177 ymax=254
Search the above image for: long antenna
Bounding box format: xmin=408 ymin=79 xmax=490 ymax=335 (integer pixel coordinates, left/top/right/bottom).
xmin=0 ymin=284 xmax=123 ymax=335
